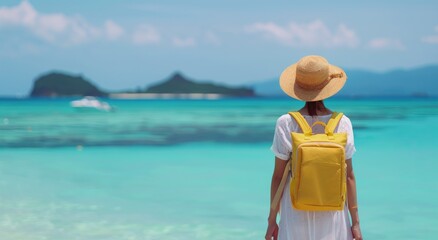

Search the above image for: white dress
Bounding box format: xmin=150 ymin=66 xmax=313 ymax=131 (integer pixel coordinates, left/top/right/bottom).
xmin=270 ymin=113 xmax=356 ymax=240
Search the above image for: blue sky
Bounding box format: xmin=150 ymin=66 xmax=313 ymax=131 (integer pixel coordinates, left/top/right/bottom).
xmin=1 ymin=0 xmax=438 ymax=96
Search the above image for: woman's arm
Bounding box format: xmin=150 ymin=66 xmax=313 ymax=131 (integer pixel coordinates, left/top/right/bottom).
xmin=346 ymin=158 xmax=363 ymax=240
xmin=265 ymin=157 xmax=288 ymax=240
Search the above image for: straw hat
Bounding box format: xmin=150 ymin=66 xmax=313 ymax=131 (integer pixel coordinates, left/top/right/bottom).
xmin=279 ymin=55 xmax=347 ymax=101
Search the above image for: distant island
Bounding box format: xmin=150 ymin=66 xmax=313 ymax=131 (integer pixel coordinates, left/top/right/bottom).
xmin=147 ymin=72 xmax=254 ymax=95
xmin=30 ymin=72 xmax=107 ymax=97
xmin=29 ymin=71 xmax=255 ymax=99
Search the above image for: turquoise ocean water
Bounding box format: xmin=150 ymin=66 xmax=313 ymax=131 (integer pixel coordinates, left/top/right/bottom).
xmin=0 ymin=97 xmax=437 ymax=239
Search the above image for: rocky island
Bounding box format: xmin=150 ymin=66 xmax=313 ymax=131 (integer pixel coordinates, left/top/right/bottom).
xmin=147 ymin=72 xmax=254 ymax=95
xmin=29 ymin=72 xmax=107 ymax=97
xmin=110 ymin=72 xmax=255 ymax=99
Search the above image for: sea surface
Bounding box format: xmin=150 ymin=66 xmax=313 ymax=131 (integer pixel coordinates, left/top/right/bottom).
xmin=0 ymin=97 xmax=437 ymax=240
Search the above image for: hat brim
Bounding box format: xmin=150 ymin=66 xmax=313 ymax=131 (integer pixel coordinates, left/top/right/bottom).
xmin=279 ymin=63 xmax=347 ymax=102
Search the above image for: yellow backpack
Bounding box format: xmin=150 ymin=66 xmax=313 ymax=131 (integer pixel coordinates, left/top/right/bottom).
xmin=272 ymin=112 xmax=347 ymax=211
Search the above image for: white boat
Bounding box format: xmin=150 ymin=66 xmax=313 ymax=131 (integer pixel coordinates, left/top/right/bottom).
xmin=70 ymin=96 xmax=113 ymax=111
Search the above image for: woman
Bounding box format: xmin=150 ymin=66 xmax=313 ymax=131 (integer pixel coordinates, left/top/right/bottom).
xmin=265 ymin=56 xmax=363 ymax=240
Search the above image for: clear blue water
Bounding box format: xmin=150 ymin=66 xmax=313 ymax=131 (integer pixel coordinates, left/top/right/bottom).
xmin=0 ymin=97 xmax=437 ymax=239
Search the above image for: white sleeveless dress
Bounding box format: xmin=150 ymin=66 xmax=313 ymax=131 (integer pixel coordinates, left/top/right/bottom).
xmin=270 ymin=113 xmax=356 ymax=240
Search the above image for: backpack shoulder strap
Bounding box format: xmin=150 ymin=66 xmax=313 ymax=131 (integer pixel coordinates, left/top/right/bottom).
xmin=288 ymin=112 xmax=312 ymax=135
xmin=270 ymin=162 xmax=291 ymax=211
xmin=325 ymin=112 xmax=344 ymax=135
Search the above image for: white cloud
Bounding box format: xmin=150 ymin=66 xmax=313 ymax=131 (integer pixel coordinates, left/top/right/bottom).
xmin=422 ymin=36 xmax=438 ymax=44
xmin=132 ymin=25 xmax=160 ymax=45
xmin=245 ymin=20 xmax=359 ymax=48
xmin=104 ymin=20 xmax=124 ymax=40
xmin=0 ymin=1 xmax=123 ymax=45
xmin=246 ymin=22 xmax=291 ymax=43
xmin=172 ymin=37 xmax=196 ymax=47
xmin=368 ymin=38 xmax=405 ymax=50
xmin=0 ymin=1 xmax=36 ymax=26
xmin=422 ymin=25 xmax=438 ymax=44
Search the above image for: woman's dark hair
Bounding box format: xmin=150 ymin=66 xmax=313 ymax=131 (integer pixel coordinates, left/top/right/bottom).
xmin=305 ymin=101 xmax=327 ymax=116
